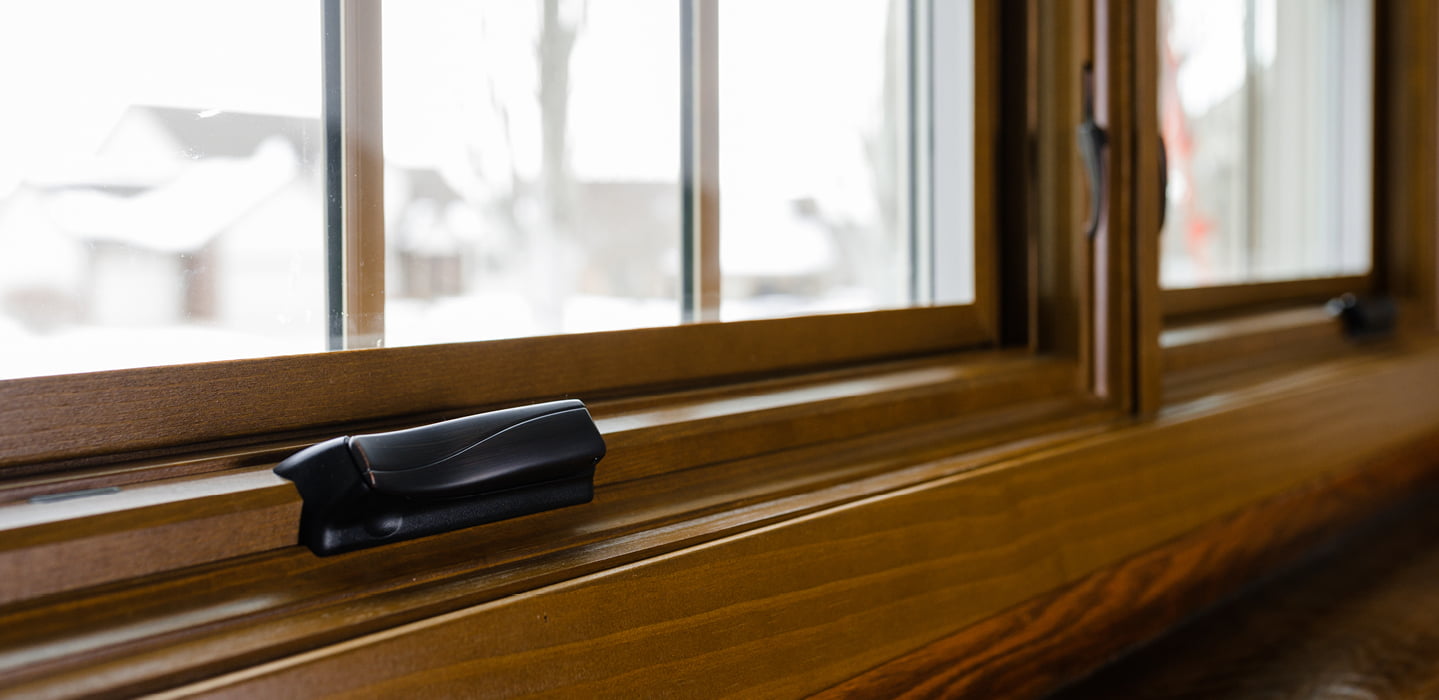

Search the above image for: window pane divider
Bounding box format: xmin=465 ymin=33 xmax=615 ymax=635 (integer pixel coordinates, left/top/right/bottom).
xmin=681 ymin=0 xmax=721 ymax=322
xmin=324 ymin=0 xmax=386 ymax=350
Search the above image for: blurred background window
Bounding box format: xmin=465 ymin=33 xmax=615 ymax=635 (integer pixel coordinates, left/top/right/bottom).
xmin=1 ymin=0 xmax=975 ymax=378
xmin=719 ymin=0 xmax=920 ymax=321
xmin=0 ymin=1 xmax=323 ymax=379
xmin=382 ymin=0 xmax=682 ymax=344
xmin=1159 ymin=0 xmax=1372 ymax=288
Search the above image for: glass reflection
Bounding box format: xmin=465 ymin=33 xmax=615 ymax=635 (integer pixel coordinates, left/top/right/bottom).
xmin=1160 ymin=0 xmax=1372 ymax=288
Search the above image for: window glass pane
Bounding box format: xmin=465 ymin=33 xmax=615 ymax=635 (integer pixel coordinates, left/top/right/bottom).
xmin=1160 ymin=0 xmax=1372 ymax=288
xmin=382 ymin=0 xmax=682 ymax=346
xmin=718 ymin=0 xmax=921 ymax=321
xmin=0 ymin=1 xmax=322 ymax=379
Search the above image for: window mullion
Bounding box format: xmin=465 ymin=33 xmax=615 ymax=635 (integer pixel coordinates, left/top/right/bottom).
xmin=324 ymin=0 xmax=386 ymax=350
xmin=681 ymin=0 xmax=720 ymax=323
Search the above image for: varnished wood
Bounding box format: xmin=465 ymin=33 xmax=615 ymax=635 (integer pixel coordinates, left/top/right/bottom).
xmin=1376 ymin=0 xmax=1439 ymax=331
xmin=0 ymin=469 xmax=295 ymax=606
xmin=0 ymin=305 xmax=993 ymax=475
xmin=972 ymin=0 xmax=1002 ymax=339
xmin=2 ymin=2 xmax=1436 ymax=698
xmin=1131 ymin=0 xmax=1163 ymax=414
xmin=1055 ymin=488 xmax=1439 ymax=699
xmin=0 ymin=354 xmax=1077 ymax=604
xmin=1160 ymin=305 xmax=1348 ymax=374
xmin=1091 ymin=0 xmax=1138 ymax=410
xmin=0 ymin=351 xmax=1063 ymax=503
xmin=1162 ymin=275 xmax=1372 ymax=320
xmin=818 ymin=425 xmax=1439 ymax=700
xmin=339 ymin=0 xmax=385 ymax=348
xmin=1 ymin=402 xmax=1111 ymax=697
xmin=1033 ymin=0 xmax=1090 ymax=366
xmin=37 ymin=346 xmax=1431 ymax=698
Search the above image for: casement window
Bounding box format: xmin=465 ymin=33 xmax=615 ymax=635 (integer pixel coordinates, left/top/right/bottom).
xmin=1137 ymin=0 xmax=1393 ymax=412
xmin=1 ymin=0 xmax=1072 ymax=480
xmin=1 ymin=0 xmax=1084 ymax=558
xmin=1 ymin=0 xmax=988 ymax=377
xmin=1155 ymin=0 xmax=1375 ymax=319
xmin=2 ymin=0 xmax=1437 ymax=696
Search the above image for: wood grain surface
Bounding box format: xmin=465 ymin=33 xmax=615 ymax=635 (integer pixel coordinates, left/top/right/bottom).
xmin=1376 ymin=0 xmax=1439 ymax=332
xmin=127 ymin=348 xmax=1439 ymax=699
xmin=0 ymin=351 xmax=1064 ymax=503
xmin=1054 ymin=487 xmax=1439 ymax=699
xmin=1161 ymin=276 xmax=1370 ymax=320
xmin=816 ymin=423 xmax=1439 ymax=700
xmin=0 ymin=401 xmax=1110 ymax=698
xmin=0 ymin=354 xmax=1075 ymax=604
xmin=1160 ymin=306 xmax=1350 ymax=375
xmin=1130 ymin=0 xmax=1164 ymax=415
xmin=0 ymin=304 xmax=992 ymax=474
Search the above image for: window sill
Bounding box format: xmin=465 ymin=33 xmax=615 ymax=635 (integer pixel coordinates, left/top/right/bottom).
xmin=0 ymin=352 xmax=1101 ymax=696
xmin=7 ymin=342 xmax=1439 ymax=695
xmin=150 ymin=343 xmax=1439 ymax=697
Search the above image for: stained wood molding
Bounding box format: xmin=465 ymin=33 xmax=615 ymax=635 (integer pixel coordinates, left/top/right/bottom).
xmin=0 ymin=305 xmax=991 ymax=474
xmin=114 ymin=346 xmax=1439 ymax=699
xmin=1160 ymin=306 xmax=1349 ymax=374
xmin=1055 ymin=488 xmax=1439 ymax=698
xmin=1162 ymin=276 xmax=1371 ymax=320
xmin=0 ymin=355 xmax=1076 ymax=604
xmin=817 ymin=424 xmax=1439 ymax=699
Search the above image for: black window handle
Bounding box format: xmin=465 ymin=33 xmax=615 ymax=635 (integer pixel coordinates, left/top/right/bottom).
xmin=275 ymin=399 xmax=606 ymax=556
xmin=1079 ymin=64 xmax=1108 ymax=239
xmin=1158 ymin=134 xmax=1169 ymax=234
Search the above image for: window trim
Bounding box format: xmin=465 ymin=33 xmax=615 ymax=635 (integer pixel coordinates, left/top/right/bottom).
xmin=1161 ymin=274 xmax=1372 ymax=320
xmin=0 ymin=304 xmax=1000 ymax=476
xmin=3 ymin=0 xmax=1439 ymax=695
xmin=0 ymin=349 xmax=1086 ymax=604
xmin=1137 ymin=1 xmax=1394 ymax=416
xmin=322 ymin=0 xmax=1000 ymax=347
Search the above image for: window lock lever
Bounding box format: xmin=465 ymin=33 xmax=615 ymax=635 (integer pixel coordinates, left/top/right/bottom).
xmin=274 ymin=399 xmax=606 ymax=556
xmin=1079 ymin=63 xmax=1108 ymax=239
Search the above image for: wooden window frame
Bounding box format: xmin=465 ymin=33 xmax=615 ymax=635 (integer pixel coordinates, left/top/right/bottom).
xmin=0 ymin=0 xmax=1040 ymax=478
xmin=8 ymin=0 xmax=1436 ymax=696
xmin=0 ymin=0 xmax=1086 ymax=592
xmin=1140 ymin=0 xmax=1423 ymax=414
xmin=324 ymin=0 xmax=1003 ymax=347
xmin=1161 ymin=274 xmax=1372 ymax=319
xmin=1154 ymin=0 xmax=1381 ymax=321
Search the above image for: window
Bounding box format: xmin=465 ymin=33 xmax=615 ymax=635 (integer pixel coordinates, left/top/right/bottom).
xmin=0 ymin=0 xmax=1016 ymax=480
xmin=1 ymin=0 xmax=980 ymax=378
xmin=7 ymin=0 xmax=1439 ymax=695
xmin=0 ymin=1 xmax=323 ymax=379
xmin=1159 ymin=0 xmax=1372 ymax=290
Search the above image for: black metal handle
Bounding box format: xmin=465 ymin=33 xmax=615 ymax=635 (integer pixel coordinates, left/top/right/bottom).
xmin=1158 ymin=134 xmax=1169 ymax=234
xmin=1079 ymin=64 xmax=1108 ymax=239
xmin=274 ymin=400 xmax=606 ymax=556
